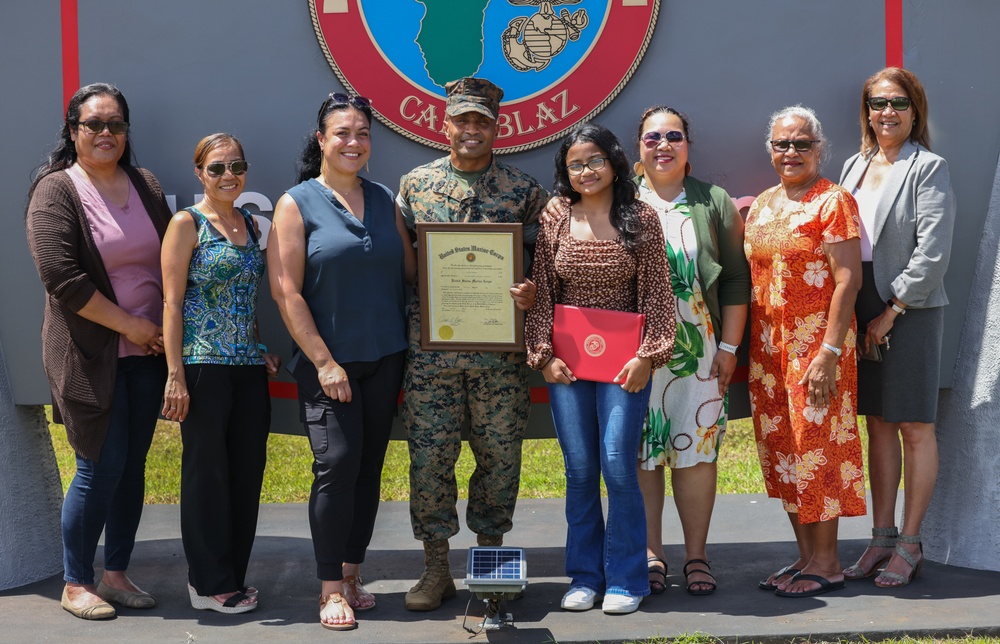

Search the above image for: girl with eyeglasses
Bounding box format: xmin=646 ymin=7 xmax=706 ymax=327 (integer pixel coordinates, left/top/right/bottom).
xmin=161 ymin=133 xmax=280 ymax=614
xmin=268 ymin=93 xmax=414 ymax=630
xmin=745 ymin=105 xmax=864 ymax=598
xmin=26 ymin=83 xmax=171 ymax=620
xmin=839 ymin=68 xmax=955 ymax=589
xmin=525 ymin=122 xmax=675 ymax=615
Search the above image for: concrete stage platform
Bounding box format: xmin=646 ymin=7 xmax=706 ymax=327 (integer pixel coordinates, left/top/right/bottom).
xmin=2 ymin=493 xmax=998 ymax=643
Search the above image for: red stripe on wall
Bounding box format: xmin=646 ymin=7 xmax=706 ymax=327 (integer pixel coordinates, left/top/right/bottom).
xmin=885 ymin=0 xmax=904 ymax=68
xmin=60 ymin=0 xmax=79 ymax=110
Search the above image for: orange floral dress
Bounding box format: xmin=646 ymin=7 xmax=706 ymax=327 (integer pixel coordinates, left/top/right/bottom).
xmin=743 ymin=178 xmax=866 ymax=523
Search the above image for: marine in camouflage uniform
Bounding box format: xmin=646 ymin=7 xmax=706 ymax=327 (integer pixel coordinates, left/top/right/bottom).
xmin=395 ymin=77 xmax=547 ymax=611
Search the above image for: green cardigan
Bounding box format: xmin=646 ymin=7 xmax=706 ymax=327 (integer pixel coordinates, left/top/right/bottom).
xmin=638 ymin=174 xmax=751 ymax=336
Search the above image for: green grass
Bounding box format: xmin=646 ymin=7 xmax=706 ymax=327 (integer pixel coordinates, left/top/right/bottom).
xmin=47 ymin=411 xmax=868 ymax=504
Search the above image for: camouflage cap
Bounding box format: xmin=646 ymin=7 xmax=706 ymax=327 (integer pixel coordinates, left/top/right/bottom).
xmin=445 ymin=77 xmax=504 ymax=120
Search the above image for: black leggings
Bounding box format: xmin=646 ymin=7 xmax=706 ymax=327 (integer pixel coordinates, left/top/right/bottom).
xmin=180 ymin=364 xmax=270 ymax=596
xmin=298 ymin=351 xmax=405 ymax=581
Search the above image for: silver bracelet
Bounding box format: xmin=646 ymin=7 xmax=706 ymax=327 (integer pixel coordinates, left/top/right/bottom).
xmin=821 ymin=342 xmax=842 ymax=357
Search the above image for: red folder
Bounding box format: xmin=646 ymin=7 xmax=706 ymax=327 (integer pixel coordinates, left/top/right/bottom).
xmin=552 ymin=304 xmax=646 ymax=384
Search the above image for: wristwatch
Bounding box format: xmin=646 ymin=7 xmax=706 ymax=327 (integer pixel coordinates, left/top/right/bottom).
xmin=821 ymin=342 xmax=843 ymax=357
xmin=718 ymin=341 xmax=739 ymax=355
xmin=887 ymin=298 xmax=906 ymax=315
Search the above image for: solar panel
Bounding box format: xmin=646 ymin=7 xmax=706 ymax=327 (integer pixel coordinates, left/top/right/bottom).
xmin=464 ymin=547 xmax=527 ymax=593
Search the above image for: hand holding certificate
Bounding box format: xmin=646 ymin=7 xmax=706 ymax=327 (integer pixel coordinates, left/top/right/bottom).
xmin=416 ymin=222 xmax=525 ymax=351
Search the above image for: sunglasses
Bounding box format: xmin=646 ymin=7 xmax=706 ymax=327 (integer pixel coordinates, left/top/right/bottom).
xmin=202 ymin=160 xmax=250 ymax=177
xmin=867 ymin=96 xmax=911 ymax=111
xmin=770 ymin=139 xmax=820 ymax=152
xmin=567 ymin=157 xmax=608 ymax=175
xmin=326 ymin=92 xmax=372 ymax=110
xmin=76 ymin=120 xmax=129 ymax=135
xmin=641 ymin=130 xmax=685 ymax=147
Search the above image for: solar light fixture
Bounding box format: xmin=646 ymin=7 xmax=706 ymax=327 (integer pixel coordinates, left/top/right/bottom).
xmin=462 ymin=546 xmax=527 ymax=632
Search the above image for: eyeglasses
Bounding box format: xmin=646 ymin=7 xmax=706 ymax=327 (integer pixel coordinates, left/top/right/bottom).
xmin=202 ymin=160 xmax=250 ymax=177
xmin=567 ymin=157 xmax=608 ymax=175
xmin=867 ymin=96 xmax=911 ymax=111
xmin=326 ymin=93 xmax=372 ymax=110
xmin=641 ymin=130 xmax=685 ymax=148
xmin=770 ymin=139 xmax=820 ymax=152
xmin=76 ymin=120 xmax=129 ymax=135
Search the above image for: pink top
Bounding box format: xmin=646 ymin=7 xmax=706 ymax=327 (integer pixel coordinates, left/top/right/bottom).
xmin=68 ymin=166 xmax=163 ymax=357
xmin=526 ymin=202 xmax=676 ymax=371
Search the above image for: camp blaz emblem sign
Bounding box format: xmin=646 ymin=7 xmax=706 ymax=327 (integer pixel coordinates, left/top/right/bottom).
xmin=309 ymin=0 xmax=660 ymax=153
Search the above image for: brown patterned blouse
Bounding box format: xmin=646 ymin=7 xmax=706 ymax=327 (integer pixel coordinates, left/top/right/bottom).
xmin=526 ymin=202 xmax=676 ymax=371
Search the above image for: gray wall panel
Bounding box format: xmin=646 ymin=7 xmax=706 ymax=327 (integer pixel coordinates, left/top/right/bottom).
xmin=4 ymin=0 xmax=996 ymax=418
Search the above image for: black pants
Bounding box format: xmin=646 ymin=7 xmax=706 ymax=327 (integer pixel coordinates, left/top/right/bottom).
xmin=298 ymin=351 xmax=405 ymax=581
xmin=180 ymin=364 xmax=270 ymax=596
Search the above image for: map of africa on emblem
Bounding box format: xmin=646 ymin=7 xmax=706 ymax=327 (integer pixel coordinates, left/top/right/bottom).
xmin=309 ymin=0 xmax=659 ymax=152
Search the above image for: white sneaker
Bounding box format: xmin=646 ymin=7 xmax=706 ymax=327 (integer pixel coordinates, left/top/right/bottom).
xmin=560 ymin=586 xmax=600 ymax=611
xmin=602 ymin=593 xmax=642 ymax=614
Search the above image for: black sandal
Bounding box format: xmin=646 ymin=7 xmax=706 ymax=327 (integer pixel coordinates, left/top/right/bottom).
xmin=647 ymin=556 xmax=667 ymax=595
xmin=683 ymin=559 xmax=717 ymax=596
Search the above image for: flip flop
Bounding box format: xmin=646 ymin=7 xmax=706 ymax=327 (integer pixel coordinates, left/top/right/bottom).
xmin=758 ymin=565 xmax=801 ymax=591
xmin=647 ymin=556 xmax=667 ymax=595
xmin=773 ymin=573 xmax=845 ymax=598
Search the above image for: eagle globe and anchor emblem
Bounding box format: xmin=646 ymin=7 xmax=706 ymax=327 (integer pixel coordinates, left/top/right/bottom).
xmin=309 ymin=0 xmax=659 ymax=152
xmin=502 ymin=0 xmax=590 ymax=72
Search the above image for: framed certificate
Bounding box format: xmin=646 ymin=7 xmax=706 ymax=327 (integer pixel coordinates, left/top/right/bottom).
xmin=416 ymin=222 xmax=524 ymax=352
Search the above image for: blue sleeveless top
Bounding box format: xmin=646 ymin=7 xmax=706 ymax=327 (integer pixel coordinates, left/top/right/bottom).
xmin=181 ymin=206 xmax=266 ymax=366
xmin=286 ymin=177 xmax=407 ymax=364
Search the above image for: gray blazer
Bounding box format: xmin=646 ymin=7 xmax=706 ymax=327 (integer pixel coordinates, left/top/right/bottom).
xmin=840 ymin=140 xmax=956 ymax=309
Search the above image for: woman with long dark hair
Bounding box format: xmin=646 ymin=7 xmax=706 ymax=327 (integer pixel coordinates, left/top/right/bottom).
xmin=26 ymin=83 xmax=171 ymax=619
xmin=525 ymin=122 xmax=675 ymax=615
xmin=268 ymin=93 xmax=414 ymax=630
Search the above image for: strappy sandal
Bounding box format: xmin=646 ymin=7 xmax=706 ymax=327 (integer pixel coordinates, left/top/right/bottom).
xmin=683 ymin=559 xmax=717 ymax=596
xmin=319 ymin=593 xmax=357 ymax=631
xmin=647 ymin=556 xmax=667 ymax=595
xmin=875 ymin=533 xmax=923 ymax=588
xmin=342 ymin=574 xmax=376 ymax=611
xmin=844 ymin=526 xmax=898 ymax=580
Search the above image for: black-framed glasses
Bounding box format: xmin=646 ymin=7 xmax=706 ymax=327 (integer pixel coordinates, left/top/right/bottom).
xmin=641 ymin=130 xmax=685 ymax=148
xmin=770 ymin=139 xmax=820 ymax=152
xmin=567 ymin=157 xmax=608 ymax=175
xmin=326 ymin=92 xmax=372 ymax=110
xmin=76 ymin=120 xmax=129 ymax=135
xmin=867 ymin=96 xmax=911 ymax=111
xmin=202 ymin=160 xmax=250 ymax=177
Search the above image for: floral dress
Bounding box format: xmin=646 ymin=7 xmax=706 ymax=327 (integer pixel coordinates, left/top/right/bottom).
xmin=743 ymin=178 xmax=866 ymax=523
xmin=639 ymin=187 xmax=726 ymax=470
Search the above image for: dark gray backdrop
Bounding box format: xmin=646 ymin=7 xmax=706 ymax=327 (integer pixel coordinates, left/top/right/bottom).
xmin=3 ymin=1 xmax=996 ymax=433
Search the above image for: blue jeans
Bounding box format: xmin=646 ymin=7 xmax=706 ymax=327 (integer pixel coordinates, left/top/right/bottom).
xmin=62 ymin=356 xmax=166 ymax=584
xmin=548 ymin=378 xmax=652 ymax=598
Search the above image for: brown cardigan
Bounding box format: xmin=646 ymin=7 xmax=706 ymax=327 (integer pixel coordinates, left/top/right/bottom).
xmin=26 ymin=166 xmax=171 ymax=461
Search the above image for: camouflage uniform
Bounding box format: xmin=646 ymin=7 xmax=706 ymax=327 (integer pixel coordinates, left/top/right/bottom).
xmin=397 ymin=155 xmax=547 ymax=542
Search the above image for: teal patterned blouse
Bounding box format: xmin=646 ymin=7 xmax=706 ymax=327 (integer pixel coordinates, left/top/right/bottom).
xmin=181 ymin=206 xmax=265 ymax=366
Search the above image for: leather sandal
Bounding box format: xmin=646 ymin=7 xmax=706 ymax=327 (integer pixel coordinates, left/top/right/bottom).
xmin=342 ymin=575 xmax=375 ymax=611
xmin=683 ymin=559 xmax=717 ymax=596
xmin=844 ymin=526 xmax=898 ymax=580
xmin=875 ymin=533 xmax=923 ymax=587
xmin=647 ymin=556 xmax=667 ymax=595
xmin=320 ymin=593 xmax=358 ymax=631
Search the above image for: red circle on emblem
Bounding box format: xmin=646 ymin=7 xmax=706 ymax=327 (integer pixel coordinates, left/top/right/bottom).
xmin=309 ymin=1 xmax=659 ymax=153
